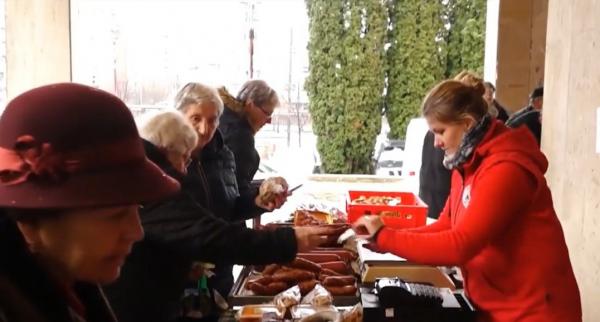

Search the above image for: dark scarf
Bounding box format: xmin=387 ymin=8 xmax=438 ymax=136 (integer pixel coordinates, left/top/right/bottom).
xmin=443 ymin=115 xmax=492 ymax=170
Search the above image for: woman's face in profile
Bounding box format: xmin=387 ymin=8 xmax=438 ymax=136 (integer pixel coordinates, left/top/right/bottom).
xmin=166 ymin=148 xmax=192 ymax=174
xmin=426 ymin=116 xmax=474 ymax=163
xmin=17 ymin=205 xmax=143 ymax=284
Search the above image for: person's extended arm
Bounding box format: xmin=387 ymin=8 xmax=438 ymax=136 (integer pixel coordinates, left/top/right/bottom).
xmin=375 ymin=163 xmax=536 ymax=266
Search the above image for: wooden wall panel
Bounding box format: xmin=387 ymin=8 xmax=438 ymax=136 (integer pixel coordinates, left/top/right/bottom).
xmin=6 ymin=0 xmax=71 ymax=99
xmin=495 ymin=0 xmax=547 ymax=112
xmin=544 ymin=0 xmax=600 ymax=320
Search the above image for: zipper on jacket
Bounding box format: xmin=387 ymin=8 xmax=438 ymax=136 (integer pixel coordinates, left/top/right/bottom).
xmin=196 ymin=160 xmax=212 ymax=210
xmin=452 ymin=169 xmax=465 ymax=226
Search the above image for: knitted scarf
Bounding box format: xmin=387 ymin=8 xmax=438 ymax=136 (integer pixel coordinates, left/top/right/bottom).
xmin=443 ymin=115 xmax=492 ymax=170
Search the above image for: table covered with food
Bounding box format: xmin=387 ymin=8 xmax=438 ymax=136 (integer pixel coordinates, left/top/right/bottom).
xmin=224 ymin=175 xmax=476 ymax=322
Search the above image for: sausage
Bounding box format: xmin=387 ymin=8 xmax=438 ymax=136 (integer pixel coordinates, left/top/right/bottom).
xmin=297 ymin=253 xmax=343 ymax=263
xmin=322 ymin=275 xmax=357 ymax=287
xmin=325 ymin=285 xmax=357 ymax=296
xmin=298 ymin=279 xmax=319 ymax=296
xmin=246 ymin=281 xmax=289 ymax=295
xmin=246 ymin=281 xmax=270 ymax=295
xmin=289 ymin=258 xmax=321 ymax=273
xmin=272 ymin=269 xmax=316 ymax=283
xmin=262 ymin=264 xmax=281 ymax=275
xmin=266 ymin=281 xmax=289 ymax=294
xmin=246 ymin=276 xmax=273 ymax=287
xmin=319 ymin=261 xmax=349 ymax=274
xmin=320 ymin=268 xmax=343 ymax=277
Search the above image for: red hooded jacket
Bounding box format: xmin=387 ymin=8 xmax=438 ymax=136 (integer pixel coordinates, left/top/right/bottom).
xmin=376 ymin=120 xmax=581 ymax=322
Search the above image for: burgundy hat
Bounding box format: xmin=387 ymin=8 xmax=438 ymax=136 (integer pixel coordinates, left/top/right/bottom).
xmin=0 ymin=83 xmax=180 ymax=209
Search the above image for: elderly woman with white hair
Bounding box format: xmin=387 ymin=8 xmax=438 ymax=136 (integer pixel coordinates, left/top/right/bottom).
xmin=137 ymin=111 xmax=198 ymax=175
xmin=105 ymin=86 xmax=337 ymax=322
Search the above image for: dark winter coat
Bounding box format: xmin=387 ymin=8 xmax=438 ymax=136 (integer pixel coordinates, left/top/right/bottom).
xmin=0 ymin=216 xmax=117 ymax=322
xmin=196 ymin=130 xmax=263 ymax=222
xmin=218 ymin=107 xmax=260 ymax=193
xmin=419 ymin=131 xmax=451 ymax=219
xmin=494 ymin=100 xmax=510 ymax=122
xmin=194 ymin=130 xmax=264 ymax=298
xmin=104 ymin=140 xmax=297 ymax=322
xmin=506 ymin=105 xmax=542 ymax=145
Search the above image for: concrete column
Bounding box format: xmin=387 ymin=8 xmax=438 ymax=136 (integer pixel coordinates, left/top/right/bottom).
xmin=544 ymin=0 xmax=600 ymax=320
xmin=494 ymin=0 xmax=547 ymax=112
xmin=6 ymin=0 xmax=71 ymax=100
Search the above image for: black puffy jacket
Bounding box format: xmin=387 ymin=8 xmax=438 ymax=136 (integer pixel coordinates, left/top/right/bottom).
xmin=193 ymin=130 xmax=263 ymax=222
xmin=218 ymin=107 xmax=260 ymax=194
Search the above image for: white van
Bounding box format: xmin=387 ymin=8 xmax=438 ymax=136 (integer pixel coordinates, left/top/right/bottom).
xmin=402 ymin=117 xmax=430 ymax=192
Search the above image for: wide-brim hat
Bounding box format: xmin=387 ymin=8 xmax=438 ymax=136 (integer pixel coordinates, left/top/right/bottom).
xmin=0 ymin=83 xmax=179 ymax=209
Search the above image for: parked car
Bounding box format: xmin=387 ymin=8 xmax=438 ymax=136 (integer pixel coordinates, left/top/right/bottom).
xmin=375 ymin=146 xmax=404 ymax=176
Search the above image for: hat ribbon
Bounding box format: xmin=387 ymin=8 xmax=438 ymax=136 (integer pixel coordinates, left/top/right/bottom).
xmin=0 ymin=135 xmax=80 ymax=185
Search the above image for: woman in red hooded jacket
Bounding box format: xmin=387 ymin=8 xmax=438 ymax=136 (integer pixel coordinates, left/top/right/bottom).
xmin=354 ymin=73 xmax=581 ymax=322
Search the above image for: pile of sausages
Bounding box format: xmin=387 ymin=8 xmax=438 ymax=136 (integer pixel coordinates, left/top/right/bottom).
xmin=245 ymin=248 xmax=358 ymax=296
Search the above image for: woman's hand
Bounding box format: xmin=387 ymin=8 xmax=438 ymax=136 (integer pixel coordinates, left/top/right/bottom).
xmin=293 ymin=226 xmax=341 ymax=252
xmin=352 ymin=215 xmax=385 ymax=239
xmin=256 ymin=176 xmax=289 ymax=210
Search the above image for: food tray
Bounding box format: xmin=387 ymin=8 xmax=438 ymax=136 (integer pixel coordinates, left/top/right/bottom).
xmin=228 ymin=266 xmax=360 ymax=307
xmin=346 ymin=190 xmax=427 ymax=229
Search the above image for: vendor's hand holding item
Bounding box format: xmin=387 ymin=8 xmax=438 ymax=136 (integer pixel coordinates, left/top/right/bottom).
xmin=352 ymin=215 xmax=384 ymax=240
xmin=257 ymin=176 xmax=289 ymax=210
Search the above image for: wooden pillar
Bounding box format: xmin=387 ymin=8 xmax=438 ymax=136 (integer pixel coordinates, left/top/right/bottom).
xmin=5 ymin=0 xmax=71 ymax=100
xmin=494 ymin=0 xmax=547 ymax=112
xmin=544 ymin=0 xmax=600 ymax=321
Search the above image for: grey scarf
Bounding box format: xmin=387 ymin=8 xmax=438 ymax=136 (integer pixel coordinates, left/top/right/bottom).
xmin=443 ymin=115 xmax=492 ymax=170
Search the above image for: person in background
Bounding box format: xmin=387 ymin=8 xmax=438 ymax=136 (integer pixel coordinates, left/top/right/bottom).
xmin=175 ymin=83 xmax=291 ymax=304
xmin=354 ymin=75 xmax=580 ymax=322
xmin=418 ymin=131 xmax=451 ymax=219
xmin=483 ymin=82 xmax=510 ymax=122
xmin=506 ymin=86 xmax=543 ymax=145
xmin=217 ymin=80 xmax=287 ymax=213
xmin=137 ymin=111 xmax=198 ymax=174
xmin=105 ymin=83 xmax=338 ymax=322
xmin=0 ymin=83 xmax=179 ymax=322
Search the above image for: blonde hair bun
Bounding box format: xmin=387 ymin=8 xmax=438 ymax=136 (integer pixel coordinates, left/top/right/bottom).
xmin=453 ymin=70 xmax=485 ymax=97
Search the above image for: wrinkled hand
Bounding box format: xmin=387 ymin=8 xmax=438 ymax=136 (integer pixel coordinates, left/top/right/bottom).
xmin=352 ymin=215 xmax=385 ymax=239
xmin=255 ymin=193 xmax=287 ymax=211
xmin=256 ymin=176 xmax=289 ymax=211
xmin=293 ymin=226 xmax=343 ymax=252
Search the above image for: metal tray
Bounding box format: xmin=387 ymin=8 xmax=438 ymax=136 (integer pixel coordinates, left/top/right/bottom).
xmin=228 ymin=265 xmax=360 ymax=307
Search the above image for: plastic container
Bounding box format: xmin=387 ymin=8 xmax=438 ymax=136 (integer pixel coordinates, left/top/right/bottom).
xmin=346 ymin=190 xmax=427 ymax=229
xmin=238 ymin=305 xmax=281 ymax=322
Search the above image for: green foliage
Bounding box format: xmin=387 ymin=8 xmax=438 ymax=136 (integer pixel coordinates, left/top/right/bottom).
xmin=305 ymin=0 xmax=386 ymax=174
xmin=385 ymin=0 xmax=446 ymax=139
xmin=305 ymin=0 xmax=486 ymax=172
xmin=445 ymin=0 xmax=486 ymax=77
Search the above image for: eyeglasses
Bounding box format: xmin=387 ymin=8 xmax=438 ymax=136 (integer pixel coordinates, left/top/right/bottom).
xmin=254 ymin=103 xmax=272 ymax=119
